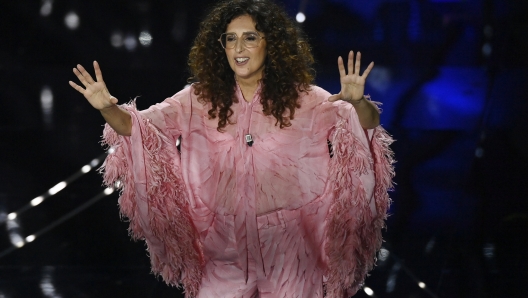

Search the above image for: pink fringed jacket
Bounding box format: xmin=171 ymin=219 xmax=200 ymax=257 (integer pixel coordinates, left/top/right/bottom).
xmin=100 ymin=84 xmax=394 ymax=298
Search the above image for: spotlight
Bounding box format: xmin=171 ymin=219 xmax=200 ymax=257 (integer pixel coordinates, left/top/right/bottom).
xmin=139 ymin=31 xmax=153 ymax=46
xmin=81 ymin=165 xmax=91 ymax=173
xmin=90 ymin=158 xmax=100 ymax=167
xmin=482 ymin=43 xmax=492 ymax=57
xmin=483 ymin=242 xmax=495 ymax=259
xmin=64 ymin=11 xmax=80 ymax=30
xmin=7 ymin=219 xmax=25 ymax=248
xmin=110 ymin=31 xmax=124 ymax=48
xmin=296 ymin=12 xmax=306 ymax=23
xmin=124 ymin=33 xmax=137 ymax=51
xmin=378 ymin=247 xmax=390 ymax=261
xmin=475 ymin=147 xmax=484 ymax=158
xmin=40 ymin=86 xmax=53 ymax=128
xmin=48 ymin=182 xmax=67 ymax=195
xmin=31 ymin=196 xmax=44 ymax=207
xmin=40 ymin=0 xmax=53 ymax=17
xmin=104 ymin=187 xmax=114 ymax=195
xmin=364 ymin=287 xmax=374 ymax=296
xmin=13 ymin=239 xmax=25 ymax=248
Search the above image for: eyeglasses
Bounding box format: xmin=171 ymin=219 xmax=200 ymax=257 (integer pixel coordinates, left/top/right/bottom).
xmin=218 ymin=32 xmax=265 ymax=49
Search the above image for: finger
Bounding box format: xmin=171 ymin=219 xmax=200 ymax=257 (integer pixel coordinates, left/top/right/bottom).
xmin=362 ymin=61 xmax=375 ymax=78
xmin=109 ymin=95 xmax=118 ymax=105
xmin=69 ymin=81 xmax=85 ymax=94
xmin=348 ymin=51 xmax=355 ymax=75
xmin=337 ymin=56 xmax=346 ymax=78
xmin=328 ymin=93 xmax=341 ymax=102
xmin=355 ymin=51 xmax=361 ymax=75
xmin=73 ymin=67 xmax=90 ymax=87
xmin=77 ymin=64 xmax=95 ymax=84
xmin=94 ymin=61 xmax=104 ymax=82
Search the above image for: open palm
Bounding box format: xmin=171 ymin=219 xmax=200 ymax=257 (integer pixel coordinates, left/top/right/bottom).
xmin=69 ymin=61 xmax=117 ymax=110
xmin=328 ymin=51 xmax=374 ymax=104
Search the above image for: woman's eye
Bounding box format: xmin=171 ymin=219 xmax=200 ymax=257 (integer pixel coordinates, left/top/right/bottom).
xmin=226 ymin=35 xmax=236 ymax=42
xmin=245 ymin=35 xmax=257 ymax=41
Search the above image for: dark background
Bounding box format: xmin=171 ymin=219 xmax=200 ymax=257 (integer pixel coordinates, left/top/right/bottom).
xmin=1 ymin=0 xmax=527 ymax=297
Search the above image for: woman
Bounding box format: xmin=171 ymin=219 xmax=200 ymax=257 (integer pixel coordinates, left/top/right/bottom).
xmin=69 ymin=0 xmax=394 ymax=297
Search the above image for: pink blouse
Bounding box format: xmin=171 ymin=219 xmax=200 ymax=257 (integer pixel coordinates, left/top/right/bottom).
xmin=100 ymin=84 xmax=394 ymax=297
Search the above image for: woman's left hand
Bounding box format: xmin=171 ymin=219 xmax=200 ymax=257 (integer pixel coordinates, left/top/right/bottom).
xmin=328 ymin=51 xmax=374 ymax=104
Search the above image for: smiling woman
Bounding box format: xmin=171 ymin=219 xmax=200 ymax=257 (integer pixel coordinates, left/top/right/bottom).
xmin=68 ymin=0 xmax=394 ymax=297
xmin=188 ymin=0 xmax=317 ymax=131
xmin=223 ymin=15 xmax=267 ymax=101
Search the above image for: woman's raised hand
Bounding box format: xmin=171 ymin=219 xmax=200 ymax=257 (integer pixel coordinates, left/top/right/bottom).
xmin=69 ymin=61 xmax=117 ymax=110
xmin=328 ymin=51 xmax=374 ymax=104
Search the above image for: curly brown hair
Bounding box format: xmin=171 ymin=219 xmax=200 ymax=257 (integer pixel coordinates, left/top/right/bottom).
xmin=188 ymin=0 xmax=315 ymax=131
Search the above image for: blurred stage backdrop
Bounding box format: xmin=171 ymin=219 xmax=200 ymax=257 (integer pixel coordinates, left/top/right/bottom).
xmin=1 ymin=0 xmax=527 ymax=297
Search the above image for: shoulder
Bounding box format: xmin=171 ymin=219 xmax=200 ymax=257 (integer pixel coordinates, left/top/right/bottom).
xmin=300 ymin=85 xmax=355 ymax=123
xmin=303 ymin=85 xmax=332 ymax=100
xmin=156 ymin=84 xmax=202 ymax=111
xmin=140 ymin=84 xmax=197 ymax=117
xmin=300 ymin=85 xmax=349 ymax=110
xmin=297 ymin=85 xmax=332 ymax=108
xmin=169 ymin=84 xmax=196 ymax=104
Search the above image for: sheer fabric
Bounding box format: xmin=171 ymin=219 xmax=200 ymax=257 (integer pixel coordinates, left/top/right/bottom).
xmin=100 ymin=84 xmax=394 ymax=297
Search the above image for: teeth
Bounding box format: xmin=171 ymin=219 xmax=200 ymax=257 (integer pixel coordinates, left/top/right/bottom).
xmin=236 ymin=58 xmax=249 ymax=63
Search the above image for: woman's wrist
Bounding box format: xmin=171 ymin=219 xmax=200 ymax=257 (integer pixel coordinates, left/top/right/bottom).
xmin=348 ymin=96 xmax=365 ymax=106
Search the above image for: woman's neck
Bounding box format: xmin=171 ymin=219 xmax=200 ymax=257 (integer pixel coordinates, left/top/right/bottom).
xmin=236 ymin=77 xmax=260 ymax=102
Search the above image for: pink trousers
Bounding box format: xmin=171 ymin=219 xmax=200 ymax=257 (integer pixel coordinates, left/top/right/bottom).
xmin=196 ymin=210 xmax=325 ymax=298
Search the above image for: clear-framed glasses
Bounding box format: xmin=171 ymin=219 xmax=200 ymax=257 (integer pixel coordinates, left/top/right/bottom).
xmin=218 ymin=31 xmax=265 ymax=49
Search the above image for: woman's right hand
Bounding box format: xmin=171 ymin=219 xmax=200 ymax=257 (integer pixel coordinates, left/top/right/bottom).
xmin=69 ymin=61 xmax=118 ymax=110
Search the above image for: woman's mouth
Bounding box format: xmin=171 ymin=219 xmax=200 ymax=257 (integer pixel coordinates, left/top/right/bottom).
xmin=235 ymin=57 xmax=249 ymax=65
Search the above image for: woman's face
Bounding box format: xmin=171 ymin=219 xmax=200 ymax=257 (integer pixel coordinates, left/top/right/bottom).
xmin=224 ymin=15 xmax=267 ymax=84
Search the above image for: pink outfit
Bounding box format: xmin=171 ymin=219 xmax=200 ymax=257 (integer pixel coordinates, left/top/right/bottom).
xmin=100 ymin=84 xmax=394 ymax=297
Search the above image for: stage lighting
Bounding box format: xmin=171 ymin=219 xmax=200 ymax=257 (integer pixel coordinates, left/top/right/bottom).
xmin=139 ymin=31 xmax=153 ymax=46
xmin=111 ymin=31 xmax=124 ymax=48
xmin=40 ymin=0 xmax=53 ymax=17
xmin=31 ymin=196 xmax=44 ymax=207
xmin=7 ymin=219 xmax=25 ymax=248
xmin=40 ymin=86 xmax=53 ymax=128
xmin=482 ymin=43 xmax=492 ymax=57
xmin=64 ymin=11 xmax=80 ymax=30
xmin=90 ymin=158 xmax=100 ymax=167
xmin=364 ymin=287 xmax=374 ymax=296
xmin=81 ymin=165 xmax=91 ymax=173
xmin=104 ymin=187 xmax=114 ymax=195
xmin=124 ymin=33 xmax=137 ymax=51
xmin=48 ymin=182 xmax=67 ymax=195
xmin=296 ymin=12 xmax=306 ymax=23
xmin=378 ymin=247 xmax=390 ymax=261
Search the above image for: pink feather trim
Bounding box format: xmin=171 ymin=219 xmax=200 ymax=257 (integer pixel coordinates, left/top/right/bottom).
xmin=99 ymin=102 xmax=204 ymax=297
xmin=325 ymin=119 xmax=395 ymax=297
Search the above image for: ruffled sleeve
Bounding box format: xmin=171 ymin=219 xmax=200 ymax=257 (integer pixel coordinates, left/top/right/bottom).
xmin=99 ymin=96 xmax=204 ymax=297
xmin=324 ymin=100 xmax=395 ymax=297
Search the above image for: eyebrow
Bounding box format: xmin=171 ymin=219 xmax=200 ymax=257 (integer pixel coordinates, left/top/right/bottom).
xmin=224 ymin=31 xmax=259 ymax=35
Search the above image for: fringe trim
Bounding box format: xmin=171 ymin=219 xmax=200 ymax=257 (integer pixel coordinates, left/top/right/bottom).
xmin=99 ymin=102 xmax=203 ymax=297
xmin=324 ymin=120 xmax=395 ymax=297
